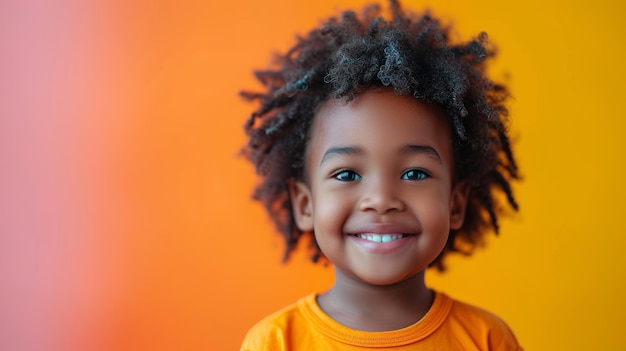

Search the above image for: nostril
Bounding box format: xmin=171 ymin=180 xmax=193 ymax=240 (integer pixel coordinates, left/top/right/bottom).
xmin=359 ymin=194 xmax=405 ymax=214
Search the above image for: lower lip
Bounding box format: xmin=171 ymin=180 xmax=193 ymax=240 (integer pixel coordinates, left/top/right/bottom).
xmin=348 ymin=235 xmax=415 ymax=253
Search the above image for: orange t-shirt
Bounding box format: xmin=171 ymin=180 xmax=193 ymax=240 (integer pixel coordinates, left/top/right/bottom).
xmin=241 ymin=291 xmax=522 ymax=350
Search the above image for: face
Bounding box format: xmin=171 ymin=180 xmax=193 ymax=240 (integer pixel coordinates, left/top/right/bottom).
xmin=289 ymin=90 xmax=469 ymax=286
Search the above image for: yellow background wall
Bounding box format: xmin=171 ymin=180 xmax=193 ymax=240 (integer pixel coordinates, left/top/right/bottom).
xmin=2 ymin=0 xmax=625 ymax=350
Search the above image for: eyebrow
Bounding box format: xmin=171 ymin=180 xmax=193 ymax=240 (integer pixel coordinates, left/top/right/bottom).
xmin=401 ymin=144 xmax=443 ymax=165
xmin=320 ymin=146 xmax=363 ymax=166
xmin=319 ymin=144 xmax=442 ymax=166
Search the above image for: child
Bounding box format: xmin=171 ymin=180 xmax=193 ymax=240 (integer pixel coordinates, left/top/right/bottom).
xmin=240 ymin=0 xmax=522 ymax=349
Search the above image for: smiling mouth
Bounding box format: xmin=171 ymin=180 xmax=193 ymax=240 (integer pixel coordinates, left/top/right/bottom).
xmin=354 ymin=234 xmax=411 ymax=243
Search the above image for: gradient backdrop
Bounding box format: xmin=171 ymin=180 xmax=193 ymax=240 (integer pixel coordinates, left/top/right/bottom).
xmin=2 ymin=0 xmax=625 ymax=350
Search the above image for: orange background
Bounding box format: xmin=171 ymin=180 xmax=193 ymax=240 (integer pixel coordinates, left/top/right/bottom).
xmin=2 ymin=0 xmax=625 ymax=350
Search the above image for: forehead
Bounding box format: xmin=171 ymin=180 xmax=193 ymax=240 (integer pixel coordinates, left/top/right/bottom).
xmin=306 ymin=90 xmax=454 ymax=167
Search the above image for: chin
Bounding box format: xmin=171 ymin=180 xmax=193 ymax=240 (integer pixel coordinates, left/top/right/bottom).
xmin=355 ymin=271 xmax=421 ymax=287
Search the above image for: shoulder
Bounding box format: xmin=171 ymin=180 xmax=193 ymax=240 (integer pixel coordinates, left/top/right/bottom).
xmin=447 ymin=296 xmax=511 ymax=329
xmin=240 ymin=295 xmax=312 ymax=351
xmin=442 ymin=294 xmax=523 ymax=350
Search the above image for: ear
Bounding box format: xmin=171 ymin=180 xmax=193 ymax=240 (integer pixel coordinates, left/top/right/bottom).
xmin=449 ymin=181 xmax=470 ymax=230
xmin=288 ymin=179 xmax=314 ymax=232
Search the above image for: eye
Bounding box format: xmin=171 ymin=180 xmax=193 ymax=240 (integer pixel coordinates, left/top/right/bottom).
xmin=333 ymin=170 xmax=362 ymax=182
xmin=401 ymin=169 xmax=429 ymax=181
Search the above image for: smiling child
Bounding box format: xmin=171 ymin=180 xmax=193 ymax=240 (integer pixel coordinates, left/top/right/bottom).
xmin=240 ymin=1 xmax=522 ymax=349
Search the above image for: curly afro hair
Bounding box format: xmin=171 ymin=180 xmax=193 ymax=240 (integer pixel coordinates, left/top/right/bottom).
xmin=241 ymin=0 xmax=519 ymax=271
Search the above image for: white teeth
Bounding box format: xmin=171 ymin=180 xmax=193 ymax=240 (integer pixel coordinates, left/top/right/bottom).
xmin=356 ymin=234 xmax=404 ymax=243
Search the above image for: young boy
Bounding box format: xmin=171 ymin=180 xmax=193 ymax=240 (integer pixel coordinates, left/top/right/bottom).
xmin=240 ymin=1 xmax=522 ymax=349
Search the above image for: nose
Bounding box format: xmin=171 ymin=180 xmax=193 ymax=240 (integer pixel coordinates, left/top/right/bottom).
xmin=358 ymin=178 xmax=406 ymax=214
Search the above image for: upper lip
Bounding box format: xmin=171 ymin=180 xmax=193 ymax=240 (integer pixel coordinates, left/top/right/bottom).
xmin=347 ymin=223 xmax=419 ymax=235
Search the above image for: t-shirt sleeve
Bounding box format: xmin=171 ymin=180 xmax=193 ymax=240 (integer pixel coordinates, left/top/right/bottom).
xmin=240 ymin=306 xmax=298 ymax=351
xmin=450 ymin=298 xmax=523 ymax=351
xmin=487 ymin=316 xmax=523 ymax=351
xmin=240 ymin=319 xmax=288 ymax=351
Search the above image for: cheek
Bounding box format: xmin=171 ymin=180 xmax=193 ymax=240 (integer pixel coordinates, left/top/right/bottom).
xmin=313 ymin=191 xmax=353 ymax=230
xmin=414 ymin=190 xmax=452 ymax=231
xmin=311 ymin=193 xmax=351 ymax=259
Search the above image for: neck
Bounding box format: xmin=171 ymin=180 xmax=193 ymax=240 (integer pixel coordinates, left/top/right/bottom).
xmin=317 ymin=268 xmax=433 ymax=331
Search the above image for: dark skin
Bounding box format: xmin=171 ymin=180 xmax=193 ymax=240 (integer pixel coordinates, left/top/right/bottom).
xmin=317 ymin=270 xmax=433 ymax=331
xmin=289 ymin=92 xmax=468 ymax=332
